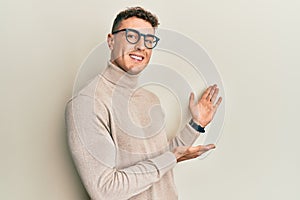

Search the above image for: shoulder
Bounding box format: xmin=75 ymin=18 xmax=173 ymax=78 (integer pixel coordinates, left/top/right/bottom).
xmin=65 ymin=86 xmax=111 ymax=124
xmin=68 ymin=74 xmax=114 ymax=107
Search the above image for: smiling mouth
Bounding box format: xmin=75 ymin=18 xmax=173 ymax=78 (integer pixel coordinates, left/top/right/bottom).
xmin=129 ymin=54 xmax=144 ymax=62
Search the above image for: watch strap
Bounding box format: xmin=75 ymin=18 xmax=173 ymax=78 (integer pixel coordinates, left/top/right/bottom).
xmin=189 ymin=119 xmax=205 ymax=133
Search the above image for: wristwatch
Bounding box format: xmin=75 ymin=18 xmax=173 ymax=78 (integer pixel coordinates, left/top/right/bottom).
xmin=189 ymin=119 xmax=205 ymax=133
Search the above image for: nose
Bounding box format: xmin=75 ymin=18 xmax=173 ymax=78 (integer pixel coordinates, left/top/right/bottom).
xmin=134 ymin=36 xmax=146 ymax=51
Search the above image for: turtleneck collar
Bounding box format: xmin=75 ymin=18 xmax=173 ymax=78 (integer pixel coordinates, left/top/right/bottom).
xmin=100 ymin=61 xmax=140 ymax=89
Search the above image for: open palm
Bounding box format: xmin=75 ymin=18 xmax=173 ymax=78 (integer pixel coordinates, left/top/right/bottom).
xmin=189 ymin=84 xmax=222 ymax=127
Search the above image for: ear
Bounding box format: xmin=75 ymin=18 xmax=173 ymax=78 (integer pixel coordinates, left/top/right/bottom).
xmin=107 ymin=33 xmax=114 ymax=50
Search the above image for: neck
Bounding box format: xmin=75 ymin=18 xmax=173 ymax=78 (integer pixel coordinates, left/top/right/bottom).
xmin=101 ymin=61 xmax=139 ymax=89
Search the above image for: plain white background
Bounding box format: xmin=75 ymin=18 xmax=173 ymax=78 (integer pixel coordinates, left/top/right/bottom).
xmin=1 ymin=0 xmax=299 ymax=199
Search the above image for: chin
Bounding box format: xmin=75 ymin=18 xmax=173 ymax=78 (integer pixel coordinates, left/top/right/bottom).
xmin=127 ymin=67 xmax=145 ymax=75
xmin=127 ymin=64 xmax=147 ymax=75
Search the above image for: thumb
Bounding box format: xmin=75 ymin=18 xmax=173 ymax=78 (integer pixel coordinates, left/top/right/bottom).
xmin=189 ymin=92 xmax=195 ymax=108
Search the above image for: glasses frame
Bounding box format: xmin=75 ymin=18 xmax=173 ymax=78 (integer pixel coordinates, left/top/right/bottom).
xmin=112 ymin=28 xmax=160 ymax=49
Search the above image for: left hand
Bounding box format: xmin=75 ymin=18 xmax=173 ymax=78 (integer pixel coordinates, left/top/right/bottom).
xmin=189 ymin=84 xmax=222 ymax=127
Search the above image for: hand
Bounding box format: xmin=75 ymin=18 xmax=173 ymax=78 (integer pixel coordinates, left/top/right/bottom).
xmin=189 ymin=84 xmax=222 ymax=127
xmin=173 ymin=144 xmax=216 ymax=162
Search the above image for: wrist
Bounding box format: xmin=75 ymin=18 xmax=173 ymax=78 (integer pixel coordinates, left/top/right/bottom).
xmin=189 ymin=119 xmax=205 ymax=133
xmin=172 ymin=150 xmax=180 ymax=162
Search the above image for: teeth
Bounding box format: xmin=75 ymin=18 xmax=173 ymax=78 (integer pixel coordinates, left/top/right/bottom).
xmin=130 ymin=54 xmax=143 ymax=61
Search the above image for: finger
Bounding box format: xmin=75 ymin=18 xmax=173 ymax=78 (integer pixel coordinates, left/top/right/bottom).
xmin=204 ymin=144 xmax=216 ymax=150
xmin=214 ymin=97 xmax=223 ymax=109
xmin=187 ymin=151 xmax=202 ymax=158
xmin=187 ymin=145 xmax=201 ymax=153
xmin=201 ymin=86 xmax=212 ymax=100
xmin=182 ymin=152 xmax=202 ymax=160
xmin=206 ymin=85 xmax=217 ymax=101
xmin=189 ymin=92 xmax=195 ymax=108
xmin=210 ymin=87 xmax=219 ymax=103
xmin=187 ymin=145 xmax=209 ymax=154
xmin=178 ymin=154 xmax=199 ymax=162
xmin=189 ymin=144 xmax=215 ymax=153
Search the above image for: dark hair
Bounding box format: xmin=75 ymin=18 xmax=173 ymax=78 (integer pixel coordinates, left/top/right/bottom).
xmin=111 ymin=6 xmax=159 ymax=32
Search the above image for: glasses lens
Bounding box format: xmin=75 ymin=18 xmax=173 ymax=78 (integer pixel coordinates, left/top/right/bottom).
xmin=124 ymin=29 xmax=159 ymax=49
xmin=126 ymin=29 xmax=140 ymax=44
xmin=144 ymin=35 xmax=158 ymax=49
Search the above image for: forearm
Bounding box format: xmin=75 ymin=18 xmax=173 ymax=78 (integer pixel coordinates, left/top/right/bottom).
xmin=168 ymin=123 xmax=201 ymax=151
xmin=69 ymin=131 xmax=176 ymax=200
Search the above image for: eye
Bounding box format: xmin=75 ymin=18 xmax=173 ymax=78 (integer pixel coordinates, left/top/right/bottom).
xmin=145 ymin=40 xmax=154 ymax=44
xmin=127 ymin=33 xmax=136 ymax=39
xmin=145 ymin=36 xmax=156 ymax=44
xmin=126 ymin=30 xmax=139 ymax=41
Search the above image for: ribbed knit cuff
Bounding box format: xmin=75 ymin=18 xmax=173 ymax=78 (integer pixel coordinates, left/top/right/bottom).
xmin=179 ymin=123 xmax=201 ymax=145
xmin=149 ymin=151 xmax=177 ymax=178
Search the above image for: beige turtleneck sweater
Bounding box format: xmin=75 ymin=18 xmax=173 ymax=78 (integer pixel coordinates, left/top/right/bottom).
xmin=65 ymin=62 xmax=201 ymax=200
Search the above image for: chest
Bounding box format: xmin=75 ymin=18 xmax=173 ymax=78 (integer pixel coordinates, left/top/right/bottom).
xmin=110 ymin=89 xmax=169 ymax=167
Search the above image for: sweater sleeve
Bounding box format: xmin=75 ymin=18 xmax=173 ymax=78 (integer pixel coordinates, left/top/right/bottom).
xmin=65 ymin=95 xmax=176 ymax=200
xmin=168 ymin=122 xmax=203 ymax=151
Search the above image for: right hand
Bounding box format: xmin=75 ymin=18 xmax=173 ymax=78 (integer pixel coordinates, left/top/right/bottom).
xmin=173 ymin=144 xmax=216 ymax=162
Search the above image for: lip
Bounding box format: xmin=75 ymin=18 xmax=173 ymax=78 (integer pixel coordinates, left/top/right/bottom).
xmin=129 ymin=53 xmax=145 ymax=62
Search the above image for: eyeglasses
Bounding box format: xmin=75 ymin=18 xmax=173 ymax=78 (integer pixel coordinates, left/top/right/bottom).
xmin=112 ymin=28 xmax=160 ymax=49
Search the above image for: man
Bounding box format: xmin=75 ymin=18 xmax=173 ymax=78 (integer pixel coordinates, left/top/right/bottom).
xmin=65 ymin=6 xmax=222 ymax=200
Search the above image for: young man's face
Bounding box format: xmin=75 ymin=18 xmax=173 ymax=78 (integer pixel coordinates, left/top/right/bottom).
xmin=107 ymin=17 xmax=155 ymax=75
